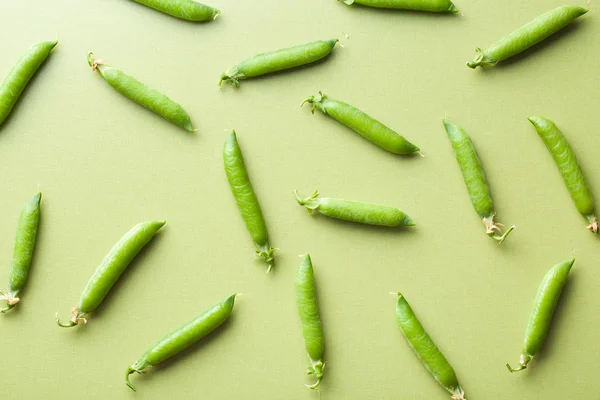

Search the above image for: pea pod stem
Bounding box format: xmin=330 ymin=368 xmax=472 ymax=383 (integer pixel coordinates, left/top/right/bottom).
xmin=506 ymin=354 xmax=532 ymax=373
xmin=0 ymin=290 xmax=18 ymax=313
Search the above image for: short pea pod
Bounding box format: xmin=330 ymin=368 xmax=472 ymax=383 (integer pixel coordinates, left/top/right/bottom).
xmin=223 ymin=130 xmax=275 ymax=272
xmin=393 ymin=293 xmax=466 ymax=400
xmin=56 ymin=220 xmax=165 ymax=327
xmin=295 ymin=190 xmax=415 ymax=227
xmin=467 ymin=5 xmax=588 ymax=68
xmin=126 ymin=293 xmax=236 ymax=391
xmin=87 ymin=53 xmax=195 ymax=132
xmin=0 ymin=40 xmax=57 ymax=126
xmin=131 ymin=0 xmax=220 ymax=21
xmin=340 ymin=0 xmax=458 ymax=13
xmin=528 ymin=116 xmax=597 ymax=233
xmin=0 ymin=193 xmax=42 ymax=313
xmin=302 ymin=92 xmax=419 ymax=155
xmin=219 ymin=39 xmax=338 ymax=88
xmin=443 ymin=119 xmax=514 ymax=243
xmin=507 ymin=258 xmax=574 ymax=373
xmin=296 ymin=254 xmax=325 ymax=390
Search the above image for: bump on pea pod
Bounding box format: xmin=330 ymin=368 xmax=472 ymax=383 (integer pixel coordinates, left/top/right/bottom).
xmin=295 ymin=190 xmax=415 ymax=227
xmin=0 ymin=193 xmax=42 ymax=313
xmin=340 ymin=0 xmax=459 ymax=13
xmin=506 ymin=258 xmax=574 ymax=373
xmin=219 ymin=39 xmax=338 ymax=88
xmin=131 ymin=0 xmax=221 ymax=22
xmin=392 ymin=292 xmax=466 ymax=400
xmin=302 ymin=91 xmax=420 ymax=155
xmin=467 ymin=5 xmax=588 ymax=68
xmin=126 ymin=293 xmax=237 ymax=391
xmin=528 ymin=116 xmax=598 ymax=233
xmin=56 ymin=220 xmax=165 ymax=327
xmin=442 ymin=119 xmax=515 ymax=243
xmin=87 ymin=52 xmax=196 ymax=132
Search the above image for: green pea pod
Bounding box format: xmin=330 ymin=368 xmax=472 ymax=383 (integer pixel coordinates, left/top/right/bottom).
xmin=87 ymin=53 xmax=195 ymax=132
xmin=341 ymin=0 xmax=458 ymax=13
xmin=467 ymin=5 xmax=588 ymax=68
xmin=126 ymin=293 xmax=236 ymax=391
xmin=296 ymin=254 xmax=325 ymax=390
xmin=443 ymin=119 xmax=515 ymax=243
xmin=0 ymin=193 xmax=42 ymax=313
xmin=219 ymin=39 xmax=338 ymax=88
xmin=528 ymin=116 xmax=597 ymax=233
xmin=393 ymin=292 xmax=465 ymax=400
xmin=223 ymin=130 xmax=275 ymax=272
xmin=302 ymin=92 xmax=420 ymax=155
xmin=0 ymin=41 xmax=57 ymax=126
xmin=56 ymin=220 xmax=165 ymax=327
xmin=507 ymin=258 xmax=574 ymax=372
xmin=295 ymin=190 xmax=414 ymax=227
xmin=131 ymin=0 xmax=220 ymax=21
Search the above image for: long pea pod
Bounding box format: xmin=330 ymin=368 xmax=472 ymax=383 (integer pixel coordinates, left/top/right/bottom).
xmin=131 ymin=0 xmax=220 ymax=21
xmin=0 ymin=193 xmax=42 ymax=312
xmin=56 ymin=221 xmax=165 ymax=327
xmin=467 ymin=5 xmax=588 ymax=68
xmin=223 ymin=130 xmax=275 ymax=272
xmin=295 ymin=190 xmax=414 ymax=227
xmin=393 ymin=292 xmax=466 ymax=400
xmin=0 ymin=41 xmax=57 ymax=126
xmin=340 ymin=0 xmax=458 ymax=13
xmin=296 ymin=254 xmax=325 ymax=390
xmin=88 ymin=53 xmax=195 ymax=132
xmin=219 ymin=39 xmax=338 ymax=88
xmin=528 ymin=116 xmax=597 ymax=233
xmin=443 ymin=119 xmax=514 ymax=243
xmin=507 ymin=258 xmax=574 ymax=372
xmin=126 ymin=293 xmax=236 ymax=391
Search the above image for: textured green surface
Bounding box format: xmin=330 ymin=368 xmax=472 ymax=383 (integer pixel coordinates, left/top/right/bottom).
xmin=0 ymin=0 xmax=598 ymax=398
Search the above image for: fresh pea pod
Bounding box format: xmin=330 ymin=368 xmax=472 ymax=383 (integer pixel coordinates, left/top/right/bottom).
xmin=528 ymin=116 xmax=597 ymax=233
xmin=219 ymin=39 xmax=338 ymax=88
xmin=0 ymin=41 xmax=57 ymax=126
xmin=296 ymin=254 xmax=325 ymax=390
xmin=88 ymin=53 xmax=195 ymax=132
xmin=302 ymin=92 xmax=420 ymax=155
xmin=295 ymin=190 xmax=414 ymax=227
xmin=340 ymin=0 xmax=458 ymax=13
xmin=467 ymin=5 xmax=588 ymax=68
xmin=56 ymin=221 xmax=165 ymax=327
xmin=131 ymin=0 xmax=220 ymax=21
xmin=126 ymin=293 xmax=236 ymax=391
xmin=443 ymin=119 xmax=514 ymax=243
xmin=0 ymin=193 xmax=42 ymax=313
xmin=393 ymin=292 xmax=466 ymax=400
xmin=223 ymin=130 xmax=275 ymax=272
xmin=507 ymin=258 xmax=574 ymax=372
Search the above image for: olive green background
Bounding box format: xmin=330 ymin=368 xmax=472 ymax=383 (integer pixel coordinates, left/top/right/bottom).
xmin=0 ymin=0 xmax=598 ymax=398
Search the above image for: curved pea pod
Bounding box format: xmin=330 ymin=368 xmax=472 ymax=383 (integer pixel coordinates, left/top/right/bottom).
xmin=302 ymin=92 xmax=419 ymax=155
xmin=87 ymin=53 xmax=195 ymax=132
xmin=295 ymin=254 xmax=325 ymax=390
xmin=131 ymin=0 xmax=220 ymax=21
xmin=0 ymin=40 xmax=57 ymax=126
xmin=467 ymin=5 xmax=588 ymax=68
xmin=528 ymin=116 xmax=597 ymax=233
xmin=295 ymin=190 xmax=414 ymax=227
xmin=0 ymin=193 xmax=42 ymax=313
xmin=340 ymin=0 xmax=458 ymax=13
xmin=443 ymin=119 xmax=514 ymax=243
xmin=393 ymin=292 xmax=466 ymax=400
xmin=507 ymin=258 xmax=574 ymax=373
xmin=56 ymin=220 xmax=165 ymax=327
xmin=223 ymin=130 xmax=275 ymax=272
xmin=219 ymin=39 xmax=338 ymax=88
xmin=126 ymin=293 xmax=236 ymax=391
